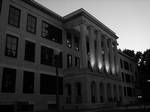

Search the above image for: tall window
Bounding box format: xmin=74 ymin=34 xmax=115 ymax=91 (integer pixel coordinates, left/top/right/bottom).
xmin=1 ymin=68 xmax=16 ymax=93
xmin=26 ymin=14 xmax=37 ymax=34
xmin=66 ymin=32 xmax=72 ymax=48
xmin=75 ymin=56 xmax=80 ymax=67
xmin=41 ymin=21 xmax=62 ymax=44
xmin=0 ymin=0 xmax=2 ymax=14
xmin=24 ymin=40 xmax=35 ymax=62
xmin=40 ymin=74 xmax=63 ymax=95
xmin=41 ymin=46 xmax=54 ymax=66
xmin=5 ymin=34 xmax=18 ymax=58
xmin=23 ymin=71 xmax=34 ymax=93
xmin=8 ymin=5 xmax=21 ymax=27
xmin=67 ymin=54 xmax=72 ymax=68
xmin=120 ymin=59 xmax=123 ymax=68
xmin=74 ymin=36 xmax=79 ymax=51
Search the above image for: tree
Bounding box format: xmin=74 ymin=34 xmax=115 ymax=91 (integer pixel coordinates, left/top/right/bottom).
xmin=122 ymin=49 xmax=135 ymax=58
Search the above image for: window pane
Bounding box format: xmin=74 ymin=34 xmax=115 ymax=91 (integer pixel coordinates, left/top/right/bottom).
xmin=5 ymin=34 xmax=18 ymax=58
xmin=1 ymin=68 xmax=16 ymax=93
xmin=26 ymin=14 xmax=36 ymax=34
xmin=8 ymin=5 xmax=21 ymax=27
xmin=23 ymin=71 xmax=34 ymax=93
xmin=24 ymin=40 xmax=35 ymax=62
xmin=41 ymin=21 xmax=62 ymax=44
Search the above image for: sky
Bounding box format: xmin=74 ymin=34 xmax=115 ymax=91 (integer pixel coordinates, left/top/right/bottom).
xmin=35 ymin=0 xmax=150 ymax=53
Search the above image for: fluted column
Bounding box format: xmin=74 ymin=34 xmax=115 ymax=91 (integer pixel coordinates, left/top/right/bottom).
xmin=80 ymin=24 xmax=88 ymax=68
xmin=103 ymin=36 xmax=110 ymax=73
xmin=96 ymin=30 xmax=103 ymax=72
xmin=88 ymin=26 xmax=96 ymax=69
xmin=114 ymin=42 xmax=119 ymax=75
xmin=109 ymin=39 xmax=115 ymax=75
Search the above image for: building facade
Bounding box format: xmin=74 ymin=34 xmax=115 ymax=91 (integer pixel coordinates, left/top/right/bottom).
xmin=0 ymin=0 xmax=138 ymax=111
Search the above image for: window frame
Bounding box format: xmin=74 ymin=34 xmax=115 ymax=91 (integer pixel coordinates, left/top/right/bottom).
xmin=26 ymin=14 xmax=37 ymax=34
xmin=8 ymin=5 xmax=21 ymax=28
xmin=24 ymin=40 xmax=35 ymax=62
xmin=5 ymin=34 xmax=18 ymax=58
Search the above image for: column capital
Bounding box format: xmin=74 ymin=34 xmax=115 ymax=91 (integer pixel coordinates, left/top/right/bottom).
xmin=95 ymin=29 xmax=102 ymax=34
xmin=87 ymin=25 xmax=94 ymax=30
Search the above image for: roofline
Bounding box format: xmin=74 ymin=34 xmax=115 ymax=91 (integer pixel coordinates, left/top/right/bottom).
xmin=22 ymin=0 xmax=62 ymax=21
xmin=63 ymin=8 xmax=119 ymax=39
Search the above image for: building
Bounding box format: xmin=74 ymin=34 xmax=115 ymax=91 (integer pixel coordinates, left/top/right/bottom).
xmin=118 ymin=50 xmax=139 ymax=105
xmin=0 ymin=0 xmax=139 ymax=111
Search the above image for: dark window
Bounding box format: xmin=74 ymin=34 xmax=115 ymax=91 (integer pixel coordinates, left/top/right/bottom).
xmin=41 ymin=46 xmax=54 ymax=66
xmin=122 ymin=72 xmax=124 ymax=82
xmin=24 ymin=40 xmax=35 ymax=62
xmin=23 ymin=71 xmax=34 ymax=94
xmin=26 ymin=14 xmax=36 ymax=34
xmin=5 ymin=34 xmax=18 ymax=58
xmin=67 ymin=54 xmax=72 ymax=68
xmin=40 ymin=74 xmax=63 ymax=95
xmin=86 ymin=41 xmax=89 ymax=54
xmin=74 ymin=36 xmax=79 ymax=51
xmin=75 ymin=56 xmax=80 ymax=67
xmin=1 ymin=68 xmax=16 ymax=93
xmin=127 ymin=87 xmax=132 ymax=97
xmin=41 ymin=21 xmax=62 ymax=44
xmin=8 ymin=5 xmax=21 ymax=27
xmin=120 ymin=59 xmax=123 ymax=68
xmin=124 ymin=61 xmax=129 ymax=70
xmin=124 ymin=87 xmax=126 ymax=96
xmin=0 ymin=0 xmax=2 ymax=14
xmin=66 ymin=84 xmax=71 ymax=96
xmin=66 ymin=32 xmax=72 ymax=48
xmin=55 ymin=52 xmax=63 ymax=68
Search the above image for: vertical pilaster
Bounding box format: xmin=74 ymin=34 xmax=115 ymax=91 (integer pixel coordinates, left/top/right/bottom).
xmin=88 ymin=26 xmax=96 ymax=69
xmin=80 ymin=24 xmax=88 ymax=68
xmin=96 ymin=31 xmax=103 ymax=72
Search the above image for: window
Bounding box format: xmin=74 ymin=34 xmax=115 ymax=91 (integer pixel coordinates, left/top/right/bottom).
xmin=75 ymin=56 xmax=80 ymax=67
xmin=1 ymin=68 xmax=16 ymax=93
xmin=8 ymin=5 xmax=21 ymax=27
xmin=40 ymin=74 xmax=63 ymax=95
xmin=5 ymin=34 xmax=18 ymax=58
xmin=74 ymin=36 xmax=79 ymax=51
xmin=41 ymin=21 xmax=62 ymax=44
xmin=23 ymin=71 xmax=34 ymax=93
xmin=26 ymin=14 xmax=36 ymax=34
xmin=55 ymin=52 xmax=63 ymax=68
xmin=24 ymin=40 xmax=35 ymax=62
xmin=41 ymin=46 xmax=54 ymax=66
xmin=67 ymin=54 xmax=72 ymax=68
xmin=124 ymin=61 xmax=129 ymax=70
xmin=120 ymin=59 xmax=123 ymax=68
xmin=66 ymin=32 xmax=72 ymax=48
xmin=0 ymin=0 xmax=2 ymax=14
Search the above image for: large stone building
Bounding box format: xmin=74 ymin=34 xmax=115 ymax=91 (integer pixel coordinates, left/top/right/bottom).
xmin=0 ymin=0 xmax=139 ymax=111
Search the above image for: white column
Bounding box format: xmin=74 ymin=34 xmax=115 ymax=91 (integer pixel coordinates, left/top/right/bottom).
xmin=114 ymin=42 xmax=119 ymax=75
xmin=96 ymin=30 xmax=103 ymax=72
xmin=103 ymin=36 xmax=110 ymax=73
xmin=80 ymin=24 xmax=88 ymax=68
xmin=109 ymin=39 xmax=115 ymax=75
xmin=88 ymin=26 xmax=96 ymax=69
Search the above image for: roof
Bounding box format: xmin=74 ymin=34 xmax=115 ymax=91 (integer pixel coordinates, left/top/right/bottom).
xmin=63 ymin=8 xmax=119 ymax=39
xmin=22 ymin=0 xmax=62 ymax=21
xmin=22 ymin=1 xmax=118 ymax=39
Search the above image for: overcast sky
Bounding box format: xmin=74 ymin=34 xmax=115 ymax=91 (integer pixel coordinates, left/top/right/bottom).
xmin=35 ymin=0 xmax=150 ymax=52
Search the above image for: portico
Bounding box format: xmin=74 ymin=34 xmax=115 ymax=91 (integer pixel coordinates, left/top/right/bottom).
xmin=63 ymin=8 xmax=122 ymax=110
